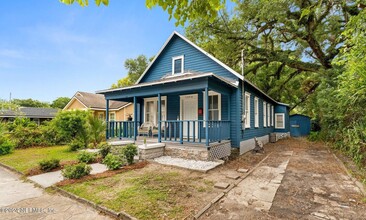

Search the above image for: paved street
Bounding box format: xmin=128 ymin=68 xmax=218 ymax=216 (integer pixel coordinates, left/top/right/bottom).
xmin=0 ymin=167 xmax=111 ymax=220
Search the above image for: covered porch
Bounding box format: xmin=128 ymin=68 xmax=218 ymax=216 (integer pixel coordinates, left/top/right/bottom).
xmin=98 ymin=73 xmax=237 ymax=147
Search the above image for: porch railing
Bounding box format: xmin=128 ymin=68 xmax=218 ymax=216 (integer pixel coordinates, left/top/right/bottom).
xmin=106 ymin=120 xmax=231 ymax=145
xmin=160 ymin=120 xmax=230 ymax=144
xmin=107 ymin=121 xmax=135 ymax=139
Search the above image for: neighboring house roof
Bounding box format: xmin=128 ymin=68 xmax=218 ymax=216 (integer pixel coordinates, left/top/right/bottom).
xmin=0 ymin=107 xmax=58 ymax=118
xmin=130 ymin=31 xmax=288 ymax=106
xmin=97 ymin=72 xmax=238 ymax=94
xmin=64 ymin=91 xmax=130 ymax=111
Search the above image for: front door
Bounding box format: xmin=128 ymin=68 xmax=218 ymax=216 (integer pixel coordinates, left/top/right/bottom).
xmin=180 ymin=94 xmax=198 ymax=138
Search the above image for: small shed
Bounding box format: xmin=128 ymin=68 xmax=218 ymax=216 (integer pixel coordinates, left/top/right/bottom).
xmin=289 ymin=114 xmax=311 ymax=137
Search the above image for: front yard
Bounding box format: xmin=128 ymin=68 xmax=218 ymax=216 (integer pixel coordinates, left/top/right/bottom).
xmin=59 ymin=163 xmax=219 ymax=220
xmin=0 ymin=145 xmax=78 ymax=174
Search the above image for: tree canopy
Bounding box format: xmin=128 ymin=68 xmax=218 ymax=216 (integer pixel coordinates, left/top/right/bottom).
xmin=111 ymin=55 xmax=152 ymax=88
xmin=51 ymin=97 xmax=71 ymax=109
xmin=12 ymin=98 xmax=50 ymax=108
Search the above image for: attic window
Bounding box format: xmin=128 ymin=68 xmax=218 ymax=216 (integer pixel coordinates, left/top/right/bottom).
xmin=172 ymin=55 xmax=184 ymax=75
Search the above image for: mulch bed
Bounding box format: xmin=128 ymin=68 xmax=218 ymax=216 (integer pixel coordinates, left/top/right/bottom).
xmin=26 ymin=160 xmax=79 ymax=176
xmin=55 ymin=161 xmax=149 ymax=186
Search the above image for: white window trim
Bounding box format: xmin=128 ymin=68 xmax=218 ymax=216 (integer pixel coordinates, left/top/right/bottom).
xmin=109 ymin=112 xmax=116 ymax=121
xmin=263 ymin=101 xmax=267 ymax=127
xmin=245 ymin=92 xmax=251 ymax=128
xmin=275 ymin=113 xmax=285 ymax=129
xmin=203 ymin=91 xmax=222 ymax=122
xmin=271 ymin=105 xmax=274 ymax=126
xmin=267 ymin=104 xmax=270 ymax=128
xmin=143 ymin=96 xmax=167 ymax=126
xmin=172 ymin=55 xmax=184 ymax=75
xmin=254 ymin=97 xmax=259 ymax=128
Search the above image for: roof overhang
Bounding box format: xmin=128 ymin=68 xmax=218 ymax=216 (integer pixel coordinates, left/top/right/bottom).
xmin=96 ymin=73 xmax=238 ymax=95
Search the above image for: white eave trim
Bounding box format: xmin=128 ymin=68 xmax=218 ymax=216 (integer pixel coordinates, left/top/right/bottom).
xmin=63 ymin=96 xmax=88 ymax=110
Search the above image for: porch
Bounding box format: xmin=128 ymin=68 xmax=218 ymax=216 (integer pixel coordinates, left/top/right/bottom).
xmin=99 ymin=72 xmax=239 ymax=148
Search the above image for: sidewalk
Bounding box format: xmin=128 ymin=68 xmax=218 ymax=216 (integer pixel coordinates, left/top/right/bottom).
xmin=28 ymin=163 xmax=108 ymax=188
xmin=0 ymin=166 xmax=111 ymax=220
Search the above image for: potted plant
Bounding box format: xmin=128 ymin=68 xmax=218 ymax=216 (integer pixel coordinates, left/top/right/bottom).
xmin=126 ymin=113 xmax=133 ymax=121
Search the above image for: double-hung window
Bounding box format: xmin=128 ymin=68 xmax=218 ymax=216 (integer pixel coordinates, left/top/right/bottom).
xmin=245 ymin=92 xmax=251 ymax=128
xmin=263 ymin=102 xmax=267 ymax=127
xmin=254 ymin=97 xmax=259 ymax=128
xmin=172 ymin=55 xmax=184 ymax=75
xmin=275 ymin=113 xmax=285 ymax=129
xmin=267 ymin=104 xmax=270 ymax=128
xmin=271 ymin=105 xmax=274 ymax=126
xmin=204 ymin=91 xmax=221 ymax=121
xmin=109 ymin=112 xmax=116 ymax=121
xmin=144 ymin=97 xmax=167 ymax=126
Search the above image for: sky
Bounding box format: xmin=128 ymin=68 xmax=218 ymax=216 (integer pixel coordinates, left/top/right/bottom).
xmin=0 ymin=0 xmax=182 ymax=103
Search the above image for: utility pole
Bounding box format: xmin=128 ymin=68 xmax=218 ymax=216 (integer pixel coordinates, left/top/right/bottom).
xmin=9 ymin=92 xmax=12 ymax=102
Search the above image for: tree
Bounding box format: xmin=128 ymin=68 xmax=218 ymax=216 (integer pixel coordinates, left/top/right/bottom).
xmin=60 ymin=0 xmax=226 ymax=26
xmin=0 ymin=99 xmax=19 ymax=111
xmin=51 ymin=97 xmax=71 ymax=109
xmin=111 ymin=55 xmax=152 ymax=88
xmin=12 ymin=98 xmax=50 ymax=108
xmin=60 ymin=0 xmax=108 ymax=7
xmin=181 ymin=1 xmax=361 ymax=110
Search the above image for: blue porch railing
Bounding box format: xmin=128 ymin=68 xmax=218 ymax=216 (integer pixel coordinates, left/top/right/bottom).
xmin=107 ymin=121 xmax=135 ymax=139
xmin=107 ymin=120 xmax=231 ymax=145
xmin=160 ymin=120 xmax=230 ymax=144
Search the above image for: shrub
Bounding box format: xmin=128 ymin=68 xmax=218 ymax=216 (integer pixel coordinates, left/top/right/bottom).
xmin=87 ymin=115 xmax=105 ymax=148
xmin=39 ymin=159 xmax=60 ymax=172
xmin=121 ymin=144 xmax=138 ymax=165
xmin=0 ymin=139 xmax=15 ymax=156
xmin=62 ymin=163 xmax=92 ymax=179
xmin=68 ymin=139 xmax=85 ymax=151
xmin=98 ymin=142 xmax=110 ymax=158
xmin=103 ymin=153 xmax=123 ymax=170
xmin=53 ymin=110 xmax=90 ymax=147
xmin=77 ymin=151 xmax=97 ymax=164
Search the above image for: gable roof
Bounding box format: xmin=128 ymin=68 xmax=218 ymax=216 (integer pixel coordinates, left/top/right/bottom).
xmin=136 ymin=31 xmax=244 ymax=84
xmin=64 ymin=91 xmax=130 ymax=111
xmin=0 ymin=107 xmax=58 ymax=118
xmin=134 ymin=31 xmax=288 ymax=106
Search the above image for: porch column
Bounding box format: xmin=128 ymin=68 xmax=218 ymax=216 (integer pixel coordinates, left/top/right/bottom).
xmin=133 ymin=96 xmax=137 ymax=141
xmin=205 ymin=87 xmax=209 ymax=147
xmin=158 ymin=93 xmax=161 ymax=143
xmin=106 ymin=99 xmax=109 ymax=140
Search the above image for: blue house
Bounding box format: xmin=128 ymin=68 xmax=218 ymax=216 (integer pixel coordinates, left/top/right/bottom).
xmin=97 ymin=31 xmax=290 ymax=159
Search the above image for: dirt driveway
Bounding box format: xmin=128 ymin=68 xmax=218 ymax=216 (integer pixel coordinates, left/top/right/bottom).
xmin=203 ymin=138 xmax=366 ymax=220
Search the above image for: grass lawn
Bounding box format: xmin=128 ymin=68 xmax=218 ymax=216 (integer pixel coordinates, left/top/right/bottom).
xmin=60 ymin=164 xmax=217 ymax=220
xmin=0 ymin=145 xmax=78 ymax=173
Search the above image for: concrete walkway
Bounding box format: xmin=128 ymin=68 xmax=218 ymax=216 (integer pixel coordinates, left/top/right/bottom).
xmin=28 ymin=163 xmax=108 ymax=188
xmin=0 ymin=167 xmax=111 ymax=220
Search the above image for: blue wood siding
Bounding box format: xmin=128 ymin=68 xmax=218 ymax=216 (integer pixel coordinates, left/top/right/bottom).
xmin=290 ymin=114 xmax=311 ymax=137
xmin=230 ymin=82 xmax=242 ymax=148
xmin=240 ymin=83 xmax=277 ymax=141
xmin=140 ymin=35 xmax=239 ymax=83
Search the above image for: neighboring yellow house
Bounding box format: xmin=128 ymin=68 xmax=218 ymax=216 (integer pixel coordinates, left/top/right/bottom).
xmin=63 ymin=91 xmax=133 ymax=121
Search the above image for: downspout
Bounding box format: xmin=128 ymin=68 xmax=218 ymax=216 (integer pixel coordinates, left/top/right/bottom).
xmin=241 ymin=49 xmax=246 ymax=132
